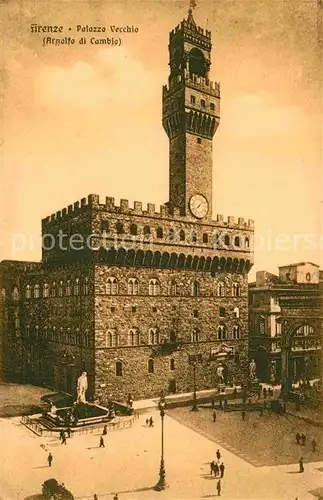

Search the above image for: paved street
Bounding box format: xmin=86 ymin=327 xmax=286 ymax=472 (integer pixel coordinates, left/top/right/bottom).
xmin=1 ymin=409 xmax=322 ymax=500
xmin=170 ymin=406 xmax=323 ymax=466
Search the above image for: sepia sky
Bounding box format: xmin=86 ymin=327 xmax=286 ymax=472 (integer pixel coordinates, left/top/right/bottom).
xmin=1 ymin=0 xmax=322 ymax=280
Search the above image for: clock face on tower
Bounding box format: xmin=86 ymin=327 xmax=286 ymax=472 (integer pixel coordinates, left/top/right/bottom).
xmin=189 ymin=194 xmax=209 ymax=219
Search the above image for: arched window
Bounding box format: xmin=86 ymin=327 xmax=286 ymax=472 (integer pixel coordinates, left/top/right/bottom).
xmin=149 ymin=328 xmax=160 ymax=345
xmin=106 ymin=329 xmax=118 ymax=347
xmin=115 ymin=222 xmax=124 ymax=234
xmin=43 ymin=283 xmax=49 ymax=298
xmin=192 ymin=328 xmax=199 ymax=342
xmin=203 ymin=233 xmax=208 ymax=244
xmin=192 ymin=280 xmax=199 ymax=297
xmin=25 ymin=285 xmax=31 ymax=299
xmin=219 ymin=307 xmax=226 ymax=317
xmin=232 ymin=282 xmax=241 ymax=297
xmin=148 ymin=358 xmax=154 ymax=374
xmin=74 ymin=279 xmax=80 ymax=296
xmin=192 ymin=231 xmax=197 ymax=243
xmin=130 ymin=224 xmax=137 ymax=236
xmin=234 ymin=307 xmax=240 ymax=318
xmin=106 ymin=277 xmax=118 ymax=295
xmin=170 ymin=281 xmax=177 ymax=296
xmin=179 ymin=230 xmax=185 ymax=241
xmin=169 ymin=331 xmax=176 ymax=343
xmin=51 ymin=282 xmax=56 ymax=298
xmin=34 ymin=284 xmax=40 ymax=298
xmin=128 ymin=328 xmax=140 ymax=346
xmin=170 ymin=358 xmax=175 ymax=371
xmin=128 ymin=278 xmax=139 ymax=295
xmin=189 ymin=47 xmax=206 ymax=77
xmin=157 ymin=227 xmax=163 ymax=239
xmin=101 ymin=221 xmax=109 ymax=234
xmin=169 ymin=228 xmax=175 ymax=240
xmin=116 ymin=361 xmax=123 ymax=377
xmin=12 ymin=286 xmax=19 ymax=302
xmin=58 ymin=281 xmax=63 ymax=297
xmin=232 ymin=325 xmax=240 ymax=339
xmin=224 ymin=235 xmax=230 ymax=246
xmin=66 ymin=280 xmax=71 ymax=297
xmin=245 ymin=237 xmax=250 ymax=249
xmin=83 ymin=278 xmax=89 ymax=295
xmin=149 ymin=279 xmax=160 ymax=296
xmin=234 ymin=236 xmax=240 ymax=247
xmin=217 ymin=325 xmax=227 ymax=340
xmin=296 ymin=324 xmax=314 ymax=336
xmin=212 ymin=233 xmax=220 ymax=248
xmin=143 ymin=226 xmax=151 ymax=236
xmin=217 ymin=282 xmax=225 ymax=297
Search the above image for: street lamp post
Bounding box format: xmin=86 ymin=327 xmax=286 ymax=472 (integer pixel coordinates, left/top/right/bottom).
xmin=191 ymin=361 xmax=199 ymax=412
xmin=154 ymin=394 xmax=167 ymax=491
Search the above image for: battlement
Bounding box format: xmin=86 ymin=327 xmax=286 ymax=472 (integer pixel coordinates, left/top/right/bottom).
xmin=41 ymin=194 xmax=100 ymax=224
xmin=163 ymin=71 xmax=220 ymax=98
xmin=170 ymin=19 xmax=211 ymax=41
xmin=42 ymin=194 xmax=254 ymax=230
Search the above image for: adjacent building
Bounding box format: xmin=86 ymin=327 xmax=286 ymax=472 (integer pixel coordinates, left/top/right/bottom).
xmin=249 ymin=262 xmax=322 ymax=385
xmin=0 ymin=9 xmax=254 ymax=401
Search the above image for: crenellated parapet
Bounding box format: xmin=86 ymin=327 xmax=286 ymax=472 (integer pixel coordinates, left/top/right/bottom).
xmin=170 ymin=19 xmax=212 ymax=51
xmin=41 ymin=194 xmax=100 ymax=225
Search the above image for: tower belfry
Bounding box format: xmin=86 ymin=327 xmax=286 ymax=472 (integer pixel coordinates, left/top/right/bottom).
xmin=162 ymin=9 xmax=220 ymax=219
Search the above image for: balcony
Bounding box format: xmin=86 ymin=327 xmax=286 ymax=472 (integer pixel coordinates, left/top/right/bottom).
xmin=150 ymin=337 xmax=184 ymax=357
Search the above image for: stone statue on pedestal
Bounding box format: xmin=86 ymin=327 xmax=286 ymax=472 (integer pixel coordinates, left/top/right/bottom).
xmin=217 ymin=364 xmax=224 ymax=383
xmin=77 ymin=371 xmax=88 ymax=404
xmin=249 ymin=359 xmax=257 ymax=380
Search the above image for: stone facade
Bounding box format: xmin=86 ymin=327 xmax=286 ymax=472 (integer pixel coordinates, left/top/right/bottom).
xmin=249 ymin=264 xmax=322 ymax=385
xmin=0 ymin=9 xmax=254 ymax=401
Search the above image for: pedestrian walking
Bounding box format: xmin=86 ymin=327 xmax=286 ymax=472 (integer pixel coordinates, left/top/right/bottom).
xmin=59 ymin=429 xmax=64 ymax=442
xmin=67 ymin=427 xmax=71 ymax=438
xmin=214 ymin=462 xmax=219 ymax=477
xmin=99 ymin=436 xmax=105 ymax=448
xmin=93 ymin=495 xmax=98 ymax=500
xmin=311 ymin=438 xmax=317 ymax=452
xmin=213 ymin=410 xmax=217 ymax=422
xmin=211 ymin=399 xmax=215 ymax=409
xmin=299 ymin=457 xmax=304 ymax=473
xmin=146 ymin=418 xmax=149 ymax=426
xmin=301 ymin=433 xmax=306 ymax=446
xmin=216 ymin=479 xmax=221 ymax=496
xmin=216 ymin=449 xmax=221 ymax=461
xmin=242 ymin=410 xmax=246 ymax=421
xmin=295 ymin=432 xmax=301 ymax=445
xmin=219 ymin=462 xmax=225 ymax=478
xmin=47 ymin=452 xmax=53 ymax=467
xmin=149 ymin=416 xmax=154 ymax=427
xmin=113 ymin=494 xmax=119 ymax=500
xmin=61 ymin=434 xmax=67 ymax=445
xmin=210 ymin=460 xmax=215 ymax=475
xmin=103 ymin=425 xmax=107 ymax=435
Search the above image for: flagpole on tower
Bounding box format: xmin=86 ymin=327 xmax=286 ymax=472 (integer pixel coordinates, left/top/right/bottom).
xmin=189 ymin=0 xmax=197 ymax=13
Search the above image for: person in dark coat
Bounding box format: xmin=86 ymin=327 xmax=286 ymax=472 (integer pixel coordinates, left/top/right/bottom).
xmin=67 ymin=427 xmax=71 ymax=438
xmin=299 ymin=457 xmax=304 ymax=473
xmin=103 ymin=425 xmax=107 ymax=435
xmin=214 ymin=462 xmax=219 ymax=477
xmin=216 ymin=449 xmax=221 ymax=461
xmin=99 ymin=436 xmax=105 ymax=448
xmin=301 ymin=433 xmax=306 ymax=446
xmin=149 ymin=417 xmax=154 ymax=427
xmin=61 ymin=434 xmax=67 ymax=445
xmin=47 ymin=452 xmax=53 ymax=467
xmin=311 ymin=438 xmax=317 ymax=452
xmin=216 ymin=479 xmax=221 ymax=496
xmin=146 ymin=418 xmax=149 ymax=426
xmin=211 ymin=399 xmax=215 ymax=409
xmin=210 ymin=460 xmax=215 ymax=475
xmin=113 ymin=494 xmax=119 ymax=500
xmin=213 ymin=411 xmax=217 ymax=422
xmin=219 ymin=462 xmax=225 ymax=478
xmin=93 ymin=495 xmax=98 ymax=500
xmin=242 ymin=410 xmax=246 ymax=421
